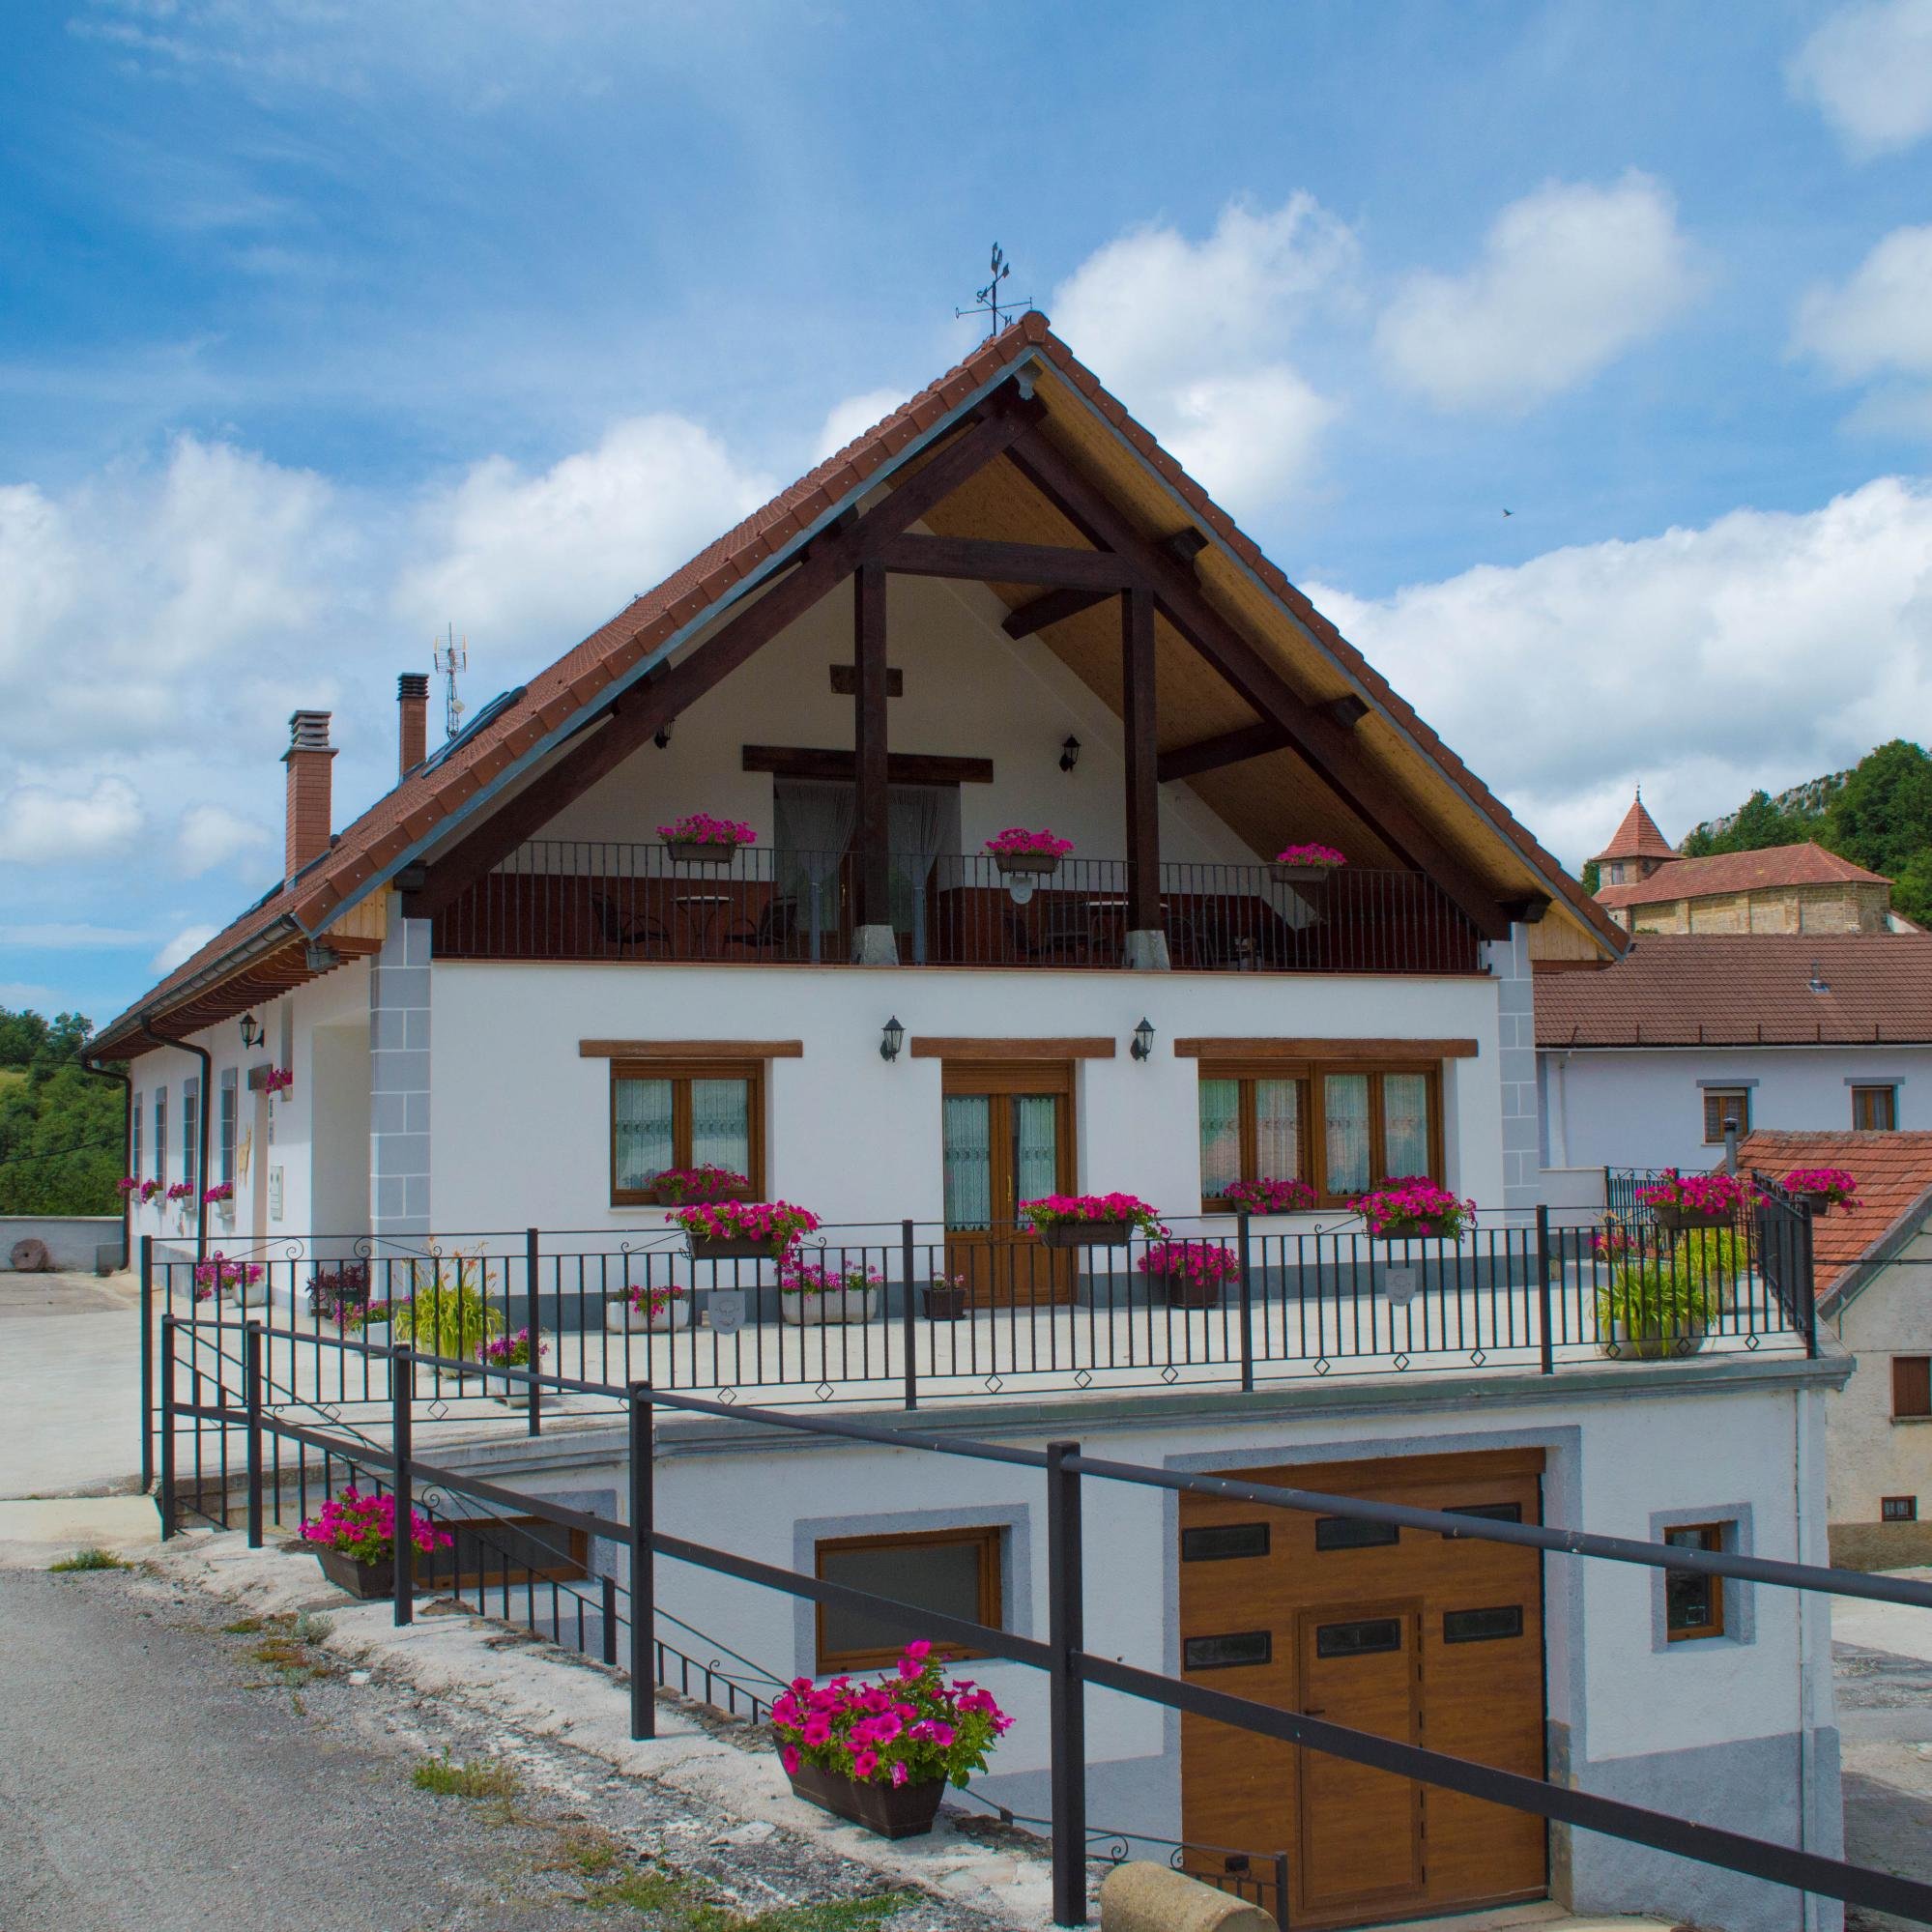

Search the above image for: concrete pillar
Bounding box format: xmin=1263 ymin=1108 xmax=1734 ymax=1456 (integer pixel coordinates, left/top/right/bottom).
xmin=369 ymin=898 xmax=432 ymax=1242
xmin=1485 ymin=920 xmax=1541 ymax=1215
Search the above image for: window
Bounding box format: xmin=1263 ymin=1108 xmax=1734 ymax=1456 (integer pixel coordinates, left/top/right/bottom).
xmin=182 ymin=1079 xmax=199 ymax=1197
xmin=131 ymin=1093 xmax=143 ymax=1189
xmin=1663 ymin=1523 xmax=1725 ymax=1640
xmin=1199 ymin=1062 xmax=1441 ymax=1207
xmin=1893 ymin=1357 xmax=1931 ymax=1420
xmin=219 ymin=1069 xmax=239 ymax=1185
xmin=1701 ymin=1088 xmax=1751 ymax=1144
xmin=1444 ymin=1604 xmax=1525 ymax=1644
xmin=1314 ymin=1515 xmax=1399 ymax=1551
xmin=154 ymin=1090 xmax=167 ymax=1185
xmin=1854 ymin=1084 xmax=1898 ymax=1132
xmin=1883 ymin=1496 xmax=1918 ymax=1523
xmin=815 ymin=1526 xmax=1002 ymax=1673
xmin=1181 ymin=1522 xmax=1271 ymax=1562
xmin=1185 ymin=1629 xmax=1273 ymax=1670
xmin=610 ymin=1060 xmax=762 ymax=1204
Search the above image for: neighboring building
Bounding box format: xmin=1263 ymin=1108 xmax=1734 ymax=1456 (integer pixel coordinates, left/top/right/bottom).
xmin=1588 ymin=793 xmax=1893 ymax=937
xmin=1539 ymin=934 xmax=1932 ymax=1177
xmin=100 ymin=315 xmax=1842 ymax=1932
xmin=1736 ymin=1131 xmax=1932 ymax=1571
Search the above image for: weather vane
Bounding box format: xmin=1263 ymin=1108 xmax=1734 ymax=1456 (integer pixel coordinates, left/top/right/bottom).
xmin=955 ymin=243 xmax=1032 ymax=339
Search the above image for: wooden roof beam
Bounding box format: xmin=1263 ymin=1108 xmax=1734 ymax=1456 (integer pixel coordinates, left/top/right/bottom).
xmin=1158 ymin=722 xmax=1291 ymax=784
xmin=869 ymin=533 xmax=1137 ymax=591
xmin=1000 ymin=586 xmax=1112 ymax=641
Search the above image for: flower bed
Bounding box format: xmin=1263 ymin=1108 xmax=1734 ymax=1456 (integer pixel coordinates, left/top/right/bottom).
xmin=778 ymin=1259 xmax=882 ymax=1326
xmin=300 ymin=1485 xmax=450 ymax=1599
xmin=772 ymin=1642 xmax=1012 ymax=1839
xmin=659 ymin=812 xmax=754 ymax=861
xmin=1222 ymin=1176 xmax=1316 ymax=1215
xmin=671 ymin=1198 xmax=820 ymax=1260
xmin=1138 ymin=1238 xmax=1241 ymax=1307
xmin=1022 ymin=1192 xmax=1163 ymax=1248
xmin=1355 ymin=1178 xmax=1475 ymax=1241
xmin=984 ymin=827 xmax=1074 ymax=877
xmin=1785 ymin=1167 xmax=1859 ymax=1215
xmin=643 ymin=1164 xmax=751 ymax=1205
xmin=1636 ymin=1169 xmax=1749 ymax=1232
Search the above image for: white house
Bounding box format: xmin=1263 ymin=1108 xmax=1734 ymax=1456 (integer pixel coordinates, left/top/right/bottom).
xmin=99 ymin=314 xmax=1845 ymax=1932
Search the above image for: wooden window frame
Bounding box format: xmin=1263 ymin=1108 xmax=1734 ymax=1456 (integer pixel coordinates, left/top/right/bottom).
xmin=1701 ymin=1088 xmax=1751 ymax=1145
xmin=1663 ymin=1522 xmax=1726 ymax=1641
xmin=1882 ymin=1496 xmax=1918 ymax=1523
xmin=608 ymin=1058 xmax=764 ymax=1206
xmin=814 ymin=1524 xmax=1003 ymax=1674
xmin=1197 ymin=1060 xmax=1444 ymax=1211
xmin=1893 ymin=1356 xmax=1932 ymax=1420
xmin=1853 ymin=1084 xmax=1898 ymax=1132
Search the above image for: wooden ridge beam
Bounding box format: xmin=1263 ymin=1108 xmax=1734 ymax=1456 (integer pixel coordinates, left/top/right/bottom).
xmin=406 ymin=392 xmax=1042 ymax=921
xmin=1157 ymin=722 xmax=1291 ymax=784
xmin=1001 ymin=586 xmax=1112 ymax=641
xmin=869 ymin=533 xmax=1138 ymax=591
xmin=741 ymin=746 xmax=994 ymax=785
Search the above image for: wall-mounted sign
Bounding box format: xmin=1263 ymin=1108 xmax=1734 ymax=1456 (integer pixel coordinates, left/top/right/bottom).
xmin=706 ymin=1290 xmax=746 ymax=1337
xmin=269 ymin=1165 xmax=284 ymax=1223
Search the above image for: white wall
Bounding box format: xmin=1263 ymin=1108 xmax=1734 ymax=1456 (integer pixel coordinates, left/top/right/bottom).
xmin=428 ymin=960 xmax=1508 ymax=1234
xmin=1540 ymin=1043 xmax=1932 ymax=1175
xmin=1829 ymin=1228 xmax=1932 ymax=1523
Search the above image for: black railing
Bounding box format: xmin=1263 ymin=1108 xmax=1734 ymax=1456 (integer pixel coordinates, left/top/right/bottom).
xmin=154 ymin=1316 xmax=1932 ymax=1928
xmin=430 ymin=840 xmax=1485 ymax=975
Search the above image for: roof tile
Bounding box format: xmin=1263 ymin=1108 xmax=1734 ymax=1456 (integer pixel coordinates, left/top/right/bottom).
xmin=1733 ymin=1129 xmax=1932 ymax=1292
xmin=1597 ymin=841 xmax=1889 ymax=908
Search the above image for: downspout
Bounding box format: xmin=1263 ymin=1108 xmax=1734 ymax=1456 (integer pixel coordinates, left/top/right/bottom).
xmin=1794 ymin=1379 xmax=1816 ymax=1932
xmin=139 ymin=1014 xmax=212 ymax=1259
xmin=78 ymin=1053 xmax=133 ymax=1272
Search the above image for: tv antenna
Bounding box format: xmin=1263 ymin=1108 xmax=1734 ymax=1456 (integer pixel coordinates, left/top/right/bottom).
xmin=433 ymin=624 xmax=467 ymax=741
xmin=955 ymin=243 xmax=1031 ymax=339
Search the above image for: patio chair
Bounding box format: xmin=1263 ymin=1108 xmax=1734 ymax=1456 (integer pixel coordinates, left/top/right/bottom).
xmin=724 ymin=898 xmax=803 ymax=958
xmin=1035 ymin=897 xmax=1095 ymax=964
xmin=590 ymin=892 xmax=671 ymax=958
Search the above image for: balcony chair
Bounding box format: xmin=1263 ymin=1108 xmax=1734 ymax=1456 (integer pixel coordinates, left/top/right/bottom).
xmin=590 ymin=891 xmax=671 ymax=958
xmin=724 ymin=897 xmax=803 ymax=958
xmin=1035 ymin=898 xmax=1095 ymax=964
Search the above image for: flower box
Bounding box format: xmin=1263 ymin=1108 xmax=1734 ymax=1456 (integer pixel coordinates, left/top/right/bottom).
xmin=786 ymin=1763 xmax=945 ymax=1839
xmin=1792 ymin=1192 xmax=1836 ymax=1219
xmin=1652 ymin=1204 xmax=1734 ymax=1234
xmin=1268 ymin=862 xmax=1332 ymax=887
xmin=1151 ymin=1273 xmax=1223 ymax=1309
xmin=302 ymin=1487 xmax=448 ymax=1597
xmin=922 ymin=1283 xmax=970 ymax=1320
xmin=1038 ymin=1219 xmax=1132 ymax=1249
xmin=1268 ymin=844 xmax=1346 ymax=888
xmin=672 ymin=1199 xmax=820 ymax=1261
xmin=688 ymin=1233 xmax=779 ymax=1262
xmin=993 ymin=851 xmax=1061 ymax=879
xmin=780 ymin=1287 xmax=879 ymax=1326
xmin=313 ymin=1546 xmax=397 ymax=1600
xmin=659 ymin=814 xmax=754 ymax=867
xmin=1372 ymin=1217 xmax=1459 ymax=1242
xmin=666 ymin=838 xmax=742 ymax=865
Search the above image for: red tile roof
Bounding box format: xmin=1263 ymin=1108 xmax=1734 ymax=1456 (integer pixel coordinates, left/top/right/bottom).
xmin=1733 ymin=1129 xmax=1932 ymax=1297
xmin=1536 ymin=934 xmax=1932 ymax=1047
xmin=1595 ymin=841 xmax=1889 ymax=908
xmin=1590 ymin=793 xmax=1676 ymax=864
xmin=91 ymin=312 xmax=1618 ymax=1058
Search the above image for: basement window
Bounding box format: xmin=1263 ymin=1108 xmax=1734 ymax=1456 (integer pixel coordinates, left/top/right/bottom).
xmin=1663 ymin=1523 xmax=1726 ymax=1641
xmin=1882 ymin=1497 xmax=1918 ymax=1523
xmin=814 ymin=1526 xmax=1002 ymax=1674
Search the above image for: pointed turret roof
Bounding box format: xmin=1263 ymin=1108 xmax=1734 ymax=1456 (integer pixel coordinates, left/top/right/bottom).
xmin=1591 ymin=790 xmax=1677 ymax=865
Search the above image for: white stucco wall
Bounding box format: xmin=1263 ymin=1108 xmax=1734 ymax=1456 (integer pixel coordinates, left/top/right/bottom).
xmin=1539 ymin=1044 xmax=1932 ymax=1175
xmin=1828 ymin=1229 xmax=1932 ymax=1524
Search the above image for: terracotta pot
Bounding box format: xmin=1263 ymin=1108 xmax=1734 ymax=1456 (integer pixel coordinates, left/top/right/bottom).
xmin=687 ymin=1233 xmax=778 ymax=1262
xmin=1268 ymin=862 xmax=1335 ymax=888
xmin=1653 ymin=1204 xmax=1733 ymax=1234
xmin=992 ymin=851 xmax=1062 ymax=878
xmin=1038 ymin=1219 xmax=1133 ymax=1249
xmin=313 ymin=1545 xmax=395 ymax=1599
xmin=786 ymin=1762 xmax=945 ymax=1839
xmin=779 ymin=1288 xmax=879 ymax=1326
xmin=665 ymin=839 xmax=740 ymax=865
xmin=1154 ymin=1275 xmax=1224 ymax=1309
xmin=922 ymin=1284 xmax=970 ymax=1320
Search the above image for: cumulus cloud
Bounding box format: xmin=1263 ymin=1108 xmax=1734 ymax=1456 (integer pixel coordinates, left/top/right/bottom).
xmin=1051 ymin=197 xmax=1354 ymax=508
xmin=1793 ymin=224 xmax=1932 ymax=386
xmin=151 ymin=925 xmax=220 ymax=975
xmin=175 ymin=803 xmax=274 ymax=877
xmin=1788 ymin=0 xmax=1932 ymax=159
xmin=815 ymin=389 xmax=908 ymax=463
xmin=1375 ymin=173 xmax=1700 ymax=413
xmin=0 ymin=778 xmax=145 ymax=865
xmin=1307 ymin=477 xmax=1932 ymax=867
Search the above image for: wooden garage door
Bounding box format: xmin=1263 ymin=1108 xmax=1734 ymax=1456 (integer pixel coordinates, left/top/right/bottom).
xmin=1179 ymin=1449 xmax=1546 ymax=1930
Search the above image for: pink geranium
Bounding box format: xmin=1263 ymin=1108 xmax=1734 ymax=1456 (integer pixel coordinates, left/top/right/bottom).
xmin=1355 ymin=1178 xmax=1476 ymax=1240
xmin=984 ymin=827 xmax=1075 ymax=858
xmin=659 ymin=812 xmax=755 ymax=848
xmin=1273 ymin=843 xmax=1347 ymax=868
xmin=1785 ymin=1168 xmax=1859 ymax=1210
xmin=1635 ymin=1169 xmax=1749 ymax=1216
xmin=671 ymin=1198 xmax=820 ymax=1255
xmin=300 ymin=1485 xmax=451 ymax=1564
xmin=1020 ymin=1192 xmax=1164 ymax=1236
xmin=1222 ymin=1176 xmax=1317 ymax=1215
xmin=1138 ymin=1239 xmax=1242 ymax=1287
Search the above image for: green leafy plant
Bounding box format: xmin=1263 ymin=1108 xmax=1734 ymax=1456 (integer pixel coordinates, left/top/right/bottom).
xmin=413 ymin=1748 xmax=519 ymax=1799
xmin=48 ymin=1546 xmax=126 ymax=1572
xmin=391 ymin=1267 xmax=503 ymax=1361
xmin=1597 ymin=1252 xmax=1716 ymax=1358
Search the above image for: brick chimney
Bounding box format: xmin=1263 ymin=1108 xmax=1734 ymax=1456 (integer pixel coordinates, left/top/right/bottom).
xmin=397 ymin=673 xmax=429 ymax=776
xmin=282 ymin=710 xmax=336 ymax=879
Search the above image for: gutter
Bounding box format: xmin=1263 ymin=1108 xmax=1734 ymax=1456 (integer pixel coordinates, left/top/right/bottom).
xmin=87 ymin=914 xmax=303 ymax=1061
xmin=139 ymin=1014 xmax=211 ymax=1260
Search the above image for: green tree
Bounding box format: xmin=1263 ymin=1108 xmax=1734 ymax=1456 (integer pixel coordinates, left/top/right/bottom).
xmin=0 ymin=1006 xmax=125 ymax=1215
xmin=1682 ymin=790 xmax=1820 ymax=857
xmin=1825 ymin=739 xmax=1932 ymax=879
xmin=1580 ymin=858 xmax=1601 ymax=894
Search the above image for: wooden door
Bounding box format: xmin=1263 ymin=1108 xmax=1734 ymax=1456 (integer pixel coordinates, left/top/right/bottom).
xmin=940 ymin=1062 xmax=1076 ymax=1306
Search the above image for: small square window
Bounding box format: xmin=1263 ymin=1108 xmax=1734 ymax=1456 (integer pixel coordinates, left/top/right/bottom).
xmin=1894 ymin=1358 xmax=1932 ymax=1420
xmin=815 ymin=1526 xmax=1001 ymax=1674
xmin=1663 ymin=1522 xmax=1726 ymax=1640
xmin=1702 ymin=1089 xmax=1750 ymax=1144
xmin=1854 ymin=1085 xmax=1898 ymax=1132
xmin=1882 ymin=1496 xmax=1918 ymax=1523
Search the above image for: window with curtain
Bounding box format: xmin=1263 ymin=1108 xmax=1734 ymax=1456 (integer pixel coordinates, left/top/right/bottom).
xmin=219 ymin=1069 xmax=239 ymax=1185
xmin=1701 ymin=1088 xmax=1750 ymax=1143
xmin=183 ymin=1081 xmax=199 ymax=1196
xmin=774 ymin=781 xmax=855 ymax=962
xmin=1197 ymin=1062 xmax=1441 ymax=1207
xmin=610 ymin=1061 xmax=761 ymax=1203
xmin=1853 ymin=1084 xmax=1898 ymax=1132
xmin=154 ymin=1090 xmax=167 ymax=1185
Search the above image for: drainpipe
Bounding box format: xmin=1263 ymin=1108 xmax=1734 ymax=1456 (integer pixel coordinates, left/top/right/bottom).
xmin=139 ymin=1015 xmax=212 ymax=1260
xmin=79 ymin=1053 xmax=133 ymax=1272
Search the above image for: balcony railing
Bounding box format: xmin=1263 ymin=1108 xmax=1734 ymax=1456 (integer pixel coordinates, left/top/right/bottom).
xmin=430 ymin=840 xmax=1485 ymax=975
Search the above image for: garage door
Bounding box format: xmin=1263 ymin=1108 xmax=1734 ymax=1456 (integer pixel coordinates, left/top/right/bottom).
xmin=1179 ymin=1448 xmax=1546 ymax=1929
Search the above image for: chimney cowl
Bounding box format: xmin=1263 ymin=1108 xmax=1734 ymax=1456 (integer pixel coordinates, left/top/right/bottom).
xmin=396 ymin=673 xmax=429 ymax=776
xmin=282 ymin=708 xmax=336 ymax=879
xmin=286 ymin=710 xmax=334 ymax=756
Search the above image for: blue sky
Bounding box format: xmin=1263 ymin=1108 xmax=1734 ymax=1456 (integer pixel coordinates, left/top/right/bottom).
xmin=4 ymin=0 xmax=1932 ymax=1026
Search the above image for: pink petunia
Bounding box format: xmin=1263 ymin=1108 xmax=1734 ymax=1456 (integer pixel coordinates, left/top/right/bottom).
xmin=801 ymin=1715 xmax=831 ymax=1746
xmin=891 ymin=1760 xmax=908 ymax=1787
xmin=782 ymin=1745 xmax=800 ymax=1774
xmin=851 ymin=1748 xmax=879 ymax=1779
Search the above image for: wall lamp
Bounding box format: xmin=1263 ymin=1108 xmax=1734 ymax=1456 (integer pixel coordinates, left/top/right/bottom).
xmin=238 ymin=1014 xmax=264 ymax=1050
xmin=879 ymin=1015 xmax=906 ymax=1062
xmin=654 ymin=717 xmax=676 ymax=750
xmin=1129 ymin=1017 xmax=1155 ymax=1061
xmin=1059 ymin=735 xmax=1081 ymax=773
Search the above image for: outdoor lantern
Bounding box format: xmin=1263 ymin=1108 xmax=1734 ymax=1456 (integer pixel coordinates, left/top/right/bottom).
xmin=654 ymin=717 xmax=676 ymax=749
xmin=238 ymin=1013 xmax=263 ymax=1049
xmin=1130 ymin=1017 xmax=1155 ymax=1061
xmin=1059 ymin=735 xmax=1081 ymax=773
xmin=879 ymin=1016 xmax=906 ymax=1062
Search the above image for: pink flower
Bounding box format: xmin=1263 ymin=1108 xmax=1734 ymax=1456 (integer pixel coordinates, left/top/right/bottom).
xmin=869 ymin=1711 xmax=904 ymax=1744
xmin=891 ymin=1761 xmax=909 ymax=1787
xmin=904 ymin=1640 xmax=933 ymax=1660
xmin=985 ymin=827 xmax=1075 ymax=858
xmin=659 ymin=812 xmax=755 ymax=848
xmin=801 ymin=1715 xmax=831 ymax=1746
xmin=851 ymin=1748 xmax=879 ymax=1780
xmin=1273 ymin=843 xmax=1347 ymax=868
xmin=781 ymin=1745 xmax=800 ymax=1775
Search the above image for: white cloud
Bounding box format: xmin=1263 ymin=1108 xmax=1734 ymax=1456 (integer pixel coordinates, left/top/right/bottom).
xmin=1789 ymin=0 xmax=1932 ymax=159
xmin=175 ymin=803 xmax=274 ymax=877
xmin=0 ymin=778 xmax=145 ymax=865
xmin=1793 ymin=224 xmax=1932 ymax=382
xmin=0 ymin=924 xmax=156 ymax=948
xmin=815 ymin=389 xmax=907 ymax=463
xmin=1375 ymin=173 xmax=1700 ymax=413
xmin=1051 ymin=197 xmax=1355 ymax=509
xmin=151 ymin=925 xmax=220 ymax=975
xmin=1307 ymin=476 xmax=1932 ymax=868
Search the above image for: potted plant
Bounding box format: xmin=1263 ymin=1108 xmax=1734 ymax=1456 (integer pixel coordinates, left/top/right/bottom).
xmin=772 ymin=1641 xmax=1013 ymax=1839
xmin=264 ymin=1065 xmax=294 ymax=1101
xmin=307 ymin=1260 xmax=372 ymax=1323
xmin=922 ymin=1273 xmax=971 ymax=1320
xmin=779 ymin=1259 xmax=883 ymax=1326
xmin=194 ymin=1251 xmax=267 ymax=1307
xmin=1785 ymin=1167 xmax=1860 ymax=1218
xmin=299 ymin=1485 xmax=451 ymax=1600
xmin=116 ymin=1176 xmax=140 ymax=1202
xmin=1596 ymin=1253 xmax=1715 ymax=1361
xmin=1139 ymin=1239 xmax=1242 ymax=1308
xmin=1636 ymin=1169 xmax=1748 ymax=1235
xmin=984 ymin=827 xmax=1074 ymax=879
xmin=642 ymin=1164 xmax=752 ymax=1207
xmin=478 ymin=1327 xmax=546 ymax=1406
xmin=166 ymin=1180 xmax=195 ymax=1222
xmin=659 ymin=812 xmax=755 ymax=865
xmin=1355 ymin=1178 xmax=1475 ymax=1242
xmin=391 ymin=1269 xmax=504 ymax=1367
xmin=202 ymin=1179 xmax=235 ymax=1220
xmin=139 ymin=1178 xmax=163 ymax=1206
xmin=672 ymin=1198 xmax=820 ymax=1262
xmin=607 ymin=1282 xmax=692 ymax=1332
xmin=1021 ymin=1193 xmax=1163 ymax=1250
xmin=347 ymin=1300 xmax=394 ymax=1341
xmin=1222 ymin=1177 xmax=1316 ymax=1215
xmin=1268 ymin=842 xmax=1347 ymax=887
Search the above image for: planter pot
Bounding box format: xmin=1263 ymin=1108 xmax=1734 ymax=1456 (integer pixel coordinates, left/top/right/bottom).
xmin=687 ymin=1234 xmax=779 ymax=1263
xmin=1793 ymin=1191 xmax=1839 ymax=1219
xmin=780 ymin=1288 xmax=879 ymax=1326
xmin=993 ymin=851 xmax=1062 ymax=879
xmin=1037 ymin=1220 xmax=1133 ymax=1249
xmin=1154 ymin=1275 xmax=1225 ymax=1309
xmin=229 ymin=1276 xmax=269 ymax=1309
xmin=313 ymin=1546 xmax=396 ymax=1600
xmin=356 ymin=1320 xmax=391 ymax=1346
xmin=786 ymin=1763 xmax=945 ymax=1839
xmin=665 ymin=839 xmax=741 ymax=866
xmin=1653 ymin=1204 xmax=1734 ymax=1234
xmin=642 ymin=1181 xmax=748 ymax=1207
xmin=1268 ymin=862 xmax=1336 ymax=889
xmin=1374 ymin=1220 xmax=1458 ymax=1242
xmin=922 ymin=1284 xmax=970 ymax=1320
xmin=606 ymin=1296 xmax=693 ymax=1332
xmin=1604 ymin=1320 xmax=1708 ymax=1362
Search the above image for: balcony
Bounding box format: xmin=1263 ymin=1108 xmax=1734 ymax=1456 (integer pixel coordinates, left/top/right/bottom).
xmin=430 ymin=840 xmax=1485 ymax=975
